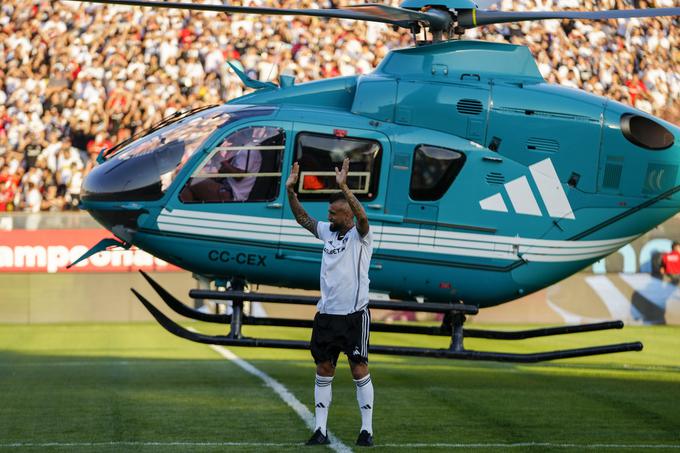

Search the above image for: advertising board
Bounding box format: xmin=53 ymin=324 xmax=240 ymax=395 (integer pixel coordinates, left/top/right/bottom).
xmin=0 ymin=229 xmax=178 ymax=273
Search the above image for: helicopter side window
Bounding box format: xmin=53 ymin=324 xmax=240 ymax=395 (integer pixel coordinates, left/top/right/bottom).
xmin=410 ymin=145 xmax=466 ymax=201
xmin=294 ymin=133 xmax=381 ymax=201
xmin=179 ymin=126 xmax=285 ymax=203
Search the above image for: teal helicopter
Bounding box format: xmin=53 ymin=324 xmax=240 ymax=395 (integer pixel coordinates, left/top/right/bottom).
xmin=68 ymin=0 xmax=680 ymax=362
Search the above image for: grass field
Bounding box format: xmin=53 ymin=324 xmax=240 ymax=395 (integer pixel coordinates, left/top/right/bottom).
xmin=0 ymin=322 xmax=679 ymax=452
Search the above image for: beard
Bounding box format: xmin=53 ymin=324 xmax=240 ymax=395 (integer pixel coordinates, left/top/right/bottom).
xmin=329 ymin=222 xmax=339 ymax=232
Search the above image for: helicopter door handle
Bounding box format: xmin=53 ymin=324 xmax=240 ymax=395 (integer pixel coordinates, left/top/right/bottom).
xmin=461 ymin=73 xmax=480 ymax=81
xmin=267 ymin=202 xmax=282 ymax=209
xmin=367 ymin=204 xmax=383 ymax=209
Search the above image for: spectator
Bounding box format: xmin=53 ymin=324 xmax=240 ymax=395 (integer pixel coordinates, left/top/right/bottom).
xmin=21 ymin=131 xmax=43 ymax=171
xmin=661 ymin=241 xmax=680 ymax=285
xmin=0 ymin=163 xmax=18 ymax=211
xmin=23 ymin=181 xmax=42 ymax=213
xmin=86 ymin=132 xmax=113 ymax=158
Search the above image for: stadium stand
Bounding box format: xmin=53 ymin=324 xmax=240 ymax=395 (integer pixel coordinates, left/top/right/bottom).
xmin=0 ymin=0 xmax=678 ymax=212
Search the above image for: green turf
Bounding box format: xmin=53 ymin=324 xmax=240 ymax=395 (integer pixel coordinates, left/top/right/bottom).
xmin=0 ymin=323 xmax=679 ymax=452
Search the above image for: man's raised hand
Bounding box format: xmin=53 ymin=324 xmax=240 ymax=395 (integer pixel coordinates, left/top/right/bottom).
xmin=287 ymin=162 xmax=300 ymax=192
xmin=335 ymin=157 xmax=350 ymax=188
xmin=286 ymin=161 xmax=317 ymax=235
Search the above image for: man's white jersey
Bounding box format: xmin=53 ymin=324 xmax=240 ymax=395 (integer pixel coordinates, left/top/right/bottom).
xmin=315 ymin=222 xmax=373 ymax=315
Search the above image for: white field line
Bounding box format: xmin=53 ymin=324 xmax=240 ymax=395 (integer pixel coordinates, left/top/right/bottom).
xmin=379 ymin=443 xmax=680 ymax=449
xmin=1 ymin=442 xmax=679 ymax=449
xmin=188 ymin=328 xmax=352 ymax=453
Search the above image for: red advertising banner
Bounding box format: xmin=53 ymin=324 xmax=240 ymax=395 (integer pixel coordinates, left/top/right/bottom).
xmin=0 ymin=229 xmax=180 ymax=273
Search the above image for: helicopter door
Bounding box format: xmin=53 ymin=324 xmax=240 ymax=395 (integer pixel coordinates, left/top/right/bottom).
xmin=276 ymin=123 xmax=390 ymax=288
xmin=168 ymin=121 xmax=292 ymax=270
xmin=389 ymin=144 xmax=467 ymax=251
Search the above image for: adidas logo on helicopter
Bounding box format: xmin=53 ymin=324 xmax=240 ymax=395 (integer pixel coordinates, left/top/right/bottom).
xmin=479 ymin=158 xmax=575 ymax=220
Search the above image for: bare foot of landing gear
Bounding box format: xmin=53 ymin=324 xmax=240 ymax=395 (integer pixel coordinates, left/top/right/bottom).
xmin=306 ymin=428 xmax=330 ymax=446
xmin=356 ymin=430 xmax=373 ymax=447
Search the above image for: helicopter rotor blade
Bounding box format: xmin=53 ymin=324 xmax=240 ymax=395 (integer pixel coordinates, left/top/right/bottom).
xmin=64 ymin=0 xmax=449 ymax=30
xmin=459 ymin=7 xmax=680 ymax=29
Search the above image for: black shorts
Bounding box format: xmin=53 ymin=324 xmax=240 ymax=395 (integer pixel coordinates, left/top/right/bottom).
xmin=311 ymin=309 xmax=370 ymax=366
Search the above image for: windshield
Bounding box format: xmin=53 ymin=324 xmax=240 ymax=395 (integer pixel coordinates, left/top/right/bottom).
xmin=82 ymin=105 xmax=278 ymax=202
xmin=103 ymin=104 xmax=218 ymax=159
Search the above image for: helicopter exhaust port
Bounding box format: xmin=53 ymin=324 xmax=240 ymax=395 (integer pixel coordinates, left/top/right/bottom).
xmin=132 ymin=271 xmax=643 ymax=363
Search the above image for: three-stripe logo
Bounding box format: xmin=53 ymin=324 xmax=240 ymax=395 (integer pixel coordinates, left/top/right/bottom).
xmin=479 ymin=158 xmax=575 ymax=220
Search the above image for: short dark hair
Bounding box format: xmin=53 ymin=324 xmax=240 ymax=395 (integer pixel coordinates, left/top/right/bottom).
xmin=329 ymin=192 xmax=347 ymax=204
xmin=673 ymin=241 xmax=680 ymax=248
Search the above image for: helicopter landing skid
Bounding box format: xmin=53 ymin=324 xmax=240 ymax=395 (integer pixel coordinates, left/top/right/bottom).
xmin=133 ymin=271 xmax=643 ymax=363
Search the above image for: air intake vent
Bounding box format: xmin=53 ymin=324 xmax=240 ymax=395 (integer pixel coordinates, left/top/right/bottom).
xmin=603 ymin=163 xmax=623 ymax=190
xmin=457 ymin=99 xmax=483 ymax=115
xmin=526 ymin=137 xmax=559 ymax=153
xmin=485 ymin=172 xmax=505 ymax=185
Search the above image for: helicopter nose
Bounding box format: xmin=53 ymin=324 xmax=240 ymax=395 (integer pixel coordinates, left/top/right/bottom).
xmin=82 ymin=140 xmax=185 ymax=203
xmin=80 ymin=140 xmax=187 ymax=238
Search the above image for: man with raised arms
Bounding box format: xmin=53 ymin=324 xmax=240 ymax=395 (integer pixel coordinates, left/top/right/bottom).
xmin=286 ymin=157 xmax=374 ymax=447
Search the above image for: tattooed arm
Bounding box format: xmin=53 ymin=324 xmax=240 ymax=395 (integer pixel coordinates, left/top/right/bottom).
xmin=286 ymin=162 xmax=318 ymax=236
xmin=336 ymin=158 xmax=369 ymax=237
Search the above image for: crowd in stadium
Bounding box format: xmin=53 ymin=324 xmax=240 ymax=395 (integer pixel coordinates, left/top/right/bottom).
xmin=0 ymin=0 xmax=678 ymax=212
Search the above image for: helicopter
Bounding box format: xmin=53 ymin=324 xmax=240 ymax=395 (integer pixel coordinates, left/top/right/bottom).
xmin=65 ymin=0 xmax=680 ymax=362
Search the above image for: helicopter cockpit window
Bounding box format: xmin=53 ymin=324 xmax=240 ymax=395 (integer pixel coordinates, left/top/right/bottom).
xmin=179 ymin=126 xmax=285 ymax=203
xmin=410 ymin=145 xmax=466 ymax=201
xmin=294 ymin=133 xmax=381 ymax=200
xmin=81 ymin=105 xmax=277 ymax=202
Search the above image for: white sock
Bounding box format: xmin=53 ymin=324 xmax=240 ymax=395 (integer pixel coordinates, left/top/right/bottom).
xmin=314 ymin=374 xmax=333 ymax=435
xmin=354 ymin=374 xmax=373 ymax=434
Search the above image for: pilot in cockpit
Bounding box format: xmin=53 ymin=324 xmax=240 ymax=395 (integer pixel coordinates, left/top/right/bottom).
xmin=181 ymin=126 xmax=265 ymax=202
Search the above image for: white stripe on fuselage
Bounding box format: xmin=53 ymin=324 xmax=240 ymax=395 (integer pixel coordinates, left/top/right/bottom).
xmin=157 ymin=209 xmax=634 ymax=263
